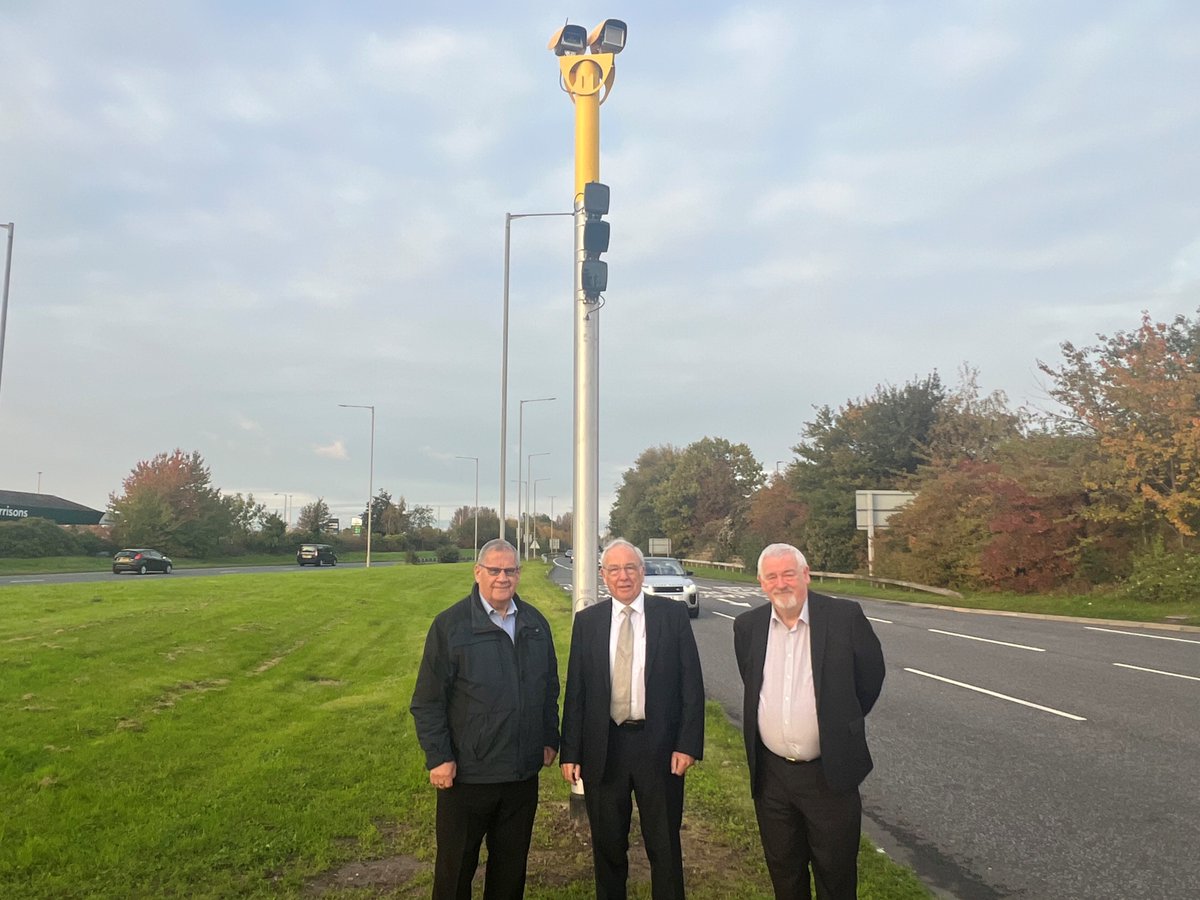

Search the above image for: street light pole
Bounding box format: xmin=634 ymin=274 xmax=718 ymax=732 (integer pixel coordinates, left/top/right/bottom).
xmin=0 ymin=222 xmax=14 ymax=405
xmin=532 ymin=477 xmax=549 ymax=560
xmin=516 ymin=397 xmax=554 ymax=559
xmin=339 ymin=404 xmax=375 ymax=568
xmin=456 ymin=455 xmax=480 ymax=559
xmin=499 ymin=212 xmax=571 ymax=542
xmin=526 ymin=451 xmax=550 ymax=560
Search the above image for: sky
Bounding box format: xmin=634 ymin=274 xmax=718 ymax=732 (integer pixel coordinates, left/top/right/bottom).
xmin=1 ymin=1 xmax=1198 ymax=532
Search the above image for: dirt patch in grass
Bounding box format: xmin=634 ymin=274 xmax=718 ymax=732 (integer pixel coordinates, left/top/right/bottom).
xmin=302 ymin=856 xmax=424 ymax=897
xmin=301 ymin=800 xmax=759 ymax=897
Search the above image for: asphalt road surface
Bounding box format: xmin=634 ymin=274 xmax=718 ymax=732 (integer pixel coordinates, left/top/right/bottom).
xmin=550 ymin=559 xmax=1200 ymax=900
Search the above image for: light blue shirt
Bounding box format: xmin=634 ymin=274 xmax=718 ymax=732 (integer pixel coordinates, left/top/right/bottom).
xmin=480 ymin=594 xmax=518 ymax=643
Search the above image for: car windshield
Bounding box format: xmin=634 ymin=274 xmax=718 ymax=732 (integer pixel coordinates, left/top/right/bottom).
xmin=645 ymin=560 xmax=685 ymax=576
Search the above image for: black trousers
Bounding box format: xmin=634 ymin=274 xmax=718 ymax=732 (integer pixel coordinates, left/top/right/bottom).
xmin=753 ymin=750 xmax=861 ymax=900
xmin=433 ymin=776 xmax=539 ymax=900
xmin=583 ymin=722 xmax=687 ymax=900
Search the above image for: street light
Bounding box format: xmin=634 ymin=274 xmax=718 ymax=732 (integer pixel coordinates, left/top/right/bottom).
xmin=456 ymin=455 xmax=480 ymax=559
xmin=274 ymin=492 xmax=293 ymax=526
xmin=532 ymin=477 xmax=550 ymax=560
xmin=526 ymin=451 xmax=550 ymax=560
xmin=499 ymin=212 xmax=571 ymax=541
xmin=339 ymin=403 xmax=375 ymax=568
xmin=516 ymin=396 xmax=554 ymax=556
xmin=0 ymin=222 xmax=14 ymax=405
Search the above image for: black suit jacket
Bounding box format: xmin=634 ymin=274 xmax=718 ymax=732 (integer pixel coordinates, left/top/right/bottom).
xmin=733 ymin=591 xmax=885 ymax=795
xmin=561 ymin=595 xmax=705 ymax=782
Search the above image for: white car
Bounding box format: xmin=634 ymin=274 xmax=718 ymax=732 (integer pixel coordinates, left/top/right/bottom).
xmin=641 ymin=557 xmax=699 ymax=619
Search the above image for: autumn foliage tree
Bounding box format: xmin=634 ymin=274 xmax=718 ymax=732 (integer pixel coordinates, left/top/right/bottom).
xmin=108 ymin=449 xmax=230 ymax=557
xmin=1039 ymin=310 xmax=1200 ymax=545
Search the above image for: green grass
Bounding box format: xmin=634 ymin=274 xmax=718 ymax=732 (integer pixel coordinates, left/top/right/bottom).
xmin=1 ymin=563 xmax=928 ymax=898
xmin=686 ymin=564 xmax=1200 ymax=627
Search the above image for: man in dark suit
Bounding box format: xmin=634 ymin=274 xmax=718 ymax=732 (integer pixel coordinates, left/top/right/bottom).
xmin=561 ymin=538 xmax=706 ymax=900
xmin=733 ymin=543 xmax=885 ymax=900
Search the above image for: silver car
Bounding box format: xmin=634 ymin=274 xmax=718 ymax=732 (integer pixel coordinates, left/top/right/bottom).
xmin=641 ymin=557 xmax=699 ymax=619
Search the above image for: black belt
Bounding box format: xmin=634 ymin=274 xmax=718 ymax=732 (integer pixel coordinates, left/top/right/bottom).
xmin=611 ymin=719 xmax=646 ymax=731
xmin=772 ymin=751 xmax=819 ymax=765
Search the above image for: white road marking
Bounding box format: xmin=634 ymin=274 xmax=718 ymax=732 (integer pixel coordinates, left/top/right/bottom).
xmin=904 ymin=667 xmax=1086 ymax=721
xmin=1085 ymin=626 xmax=1200 ymax=645
xmin=712 ymin=611 xmax=736 ymax=621
xmin=928 ymin=628 xmax=1045 ymax=652
xmin=715 ymin=597 xmax=752 ymax=608
xmin=867 ymin=616 xmax=893 ymax=624
xmin=1113 ymin=662 xmax=1200 ymax=682
xmin=8 ymin=578 xmax=47 ymax=583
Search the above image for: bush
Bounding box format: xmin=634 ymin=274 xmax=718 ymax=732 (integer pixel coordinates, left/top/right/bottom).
xmin=1118 ymin=539 xmax=1200 ymax=604
xmin=0 ymin=518 xmax=91 ymax=557
xmin=436 ymin=544 xmax=460 ymax=563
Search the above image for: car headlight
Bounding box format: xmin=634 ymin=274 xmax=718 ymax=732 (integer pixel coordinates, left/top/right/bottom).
xmin=684 ymin=584 xmax=697 ymax=595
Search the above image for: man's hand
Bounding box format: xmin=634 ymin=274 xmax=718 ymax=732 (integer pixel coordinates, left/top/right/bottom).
xmin=543 ymin=746 xmax=558 ymax=767
xmin=561 ymin=762 xmax=580 ymax=785
xmin=670 ymin=752 xmax=695 ymax=777
xmin=429 ymin=760 xmax=456 ymax=790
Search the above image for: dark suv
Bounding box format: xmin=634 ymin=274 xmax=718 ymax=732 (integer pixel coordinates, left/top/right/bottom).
xmin=296 ymin=543 xmax=337 ymax=566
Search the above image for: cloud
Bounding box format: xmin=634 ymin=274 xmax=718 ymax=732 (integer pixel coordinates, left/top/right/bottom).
xmin=314 ymin=441 xmax=348 ymax=461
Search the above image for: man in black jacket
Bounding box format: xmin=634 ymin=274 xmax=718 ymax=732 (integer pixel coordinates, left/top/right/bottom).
xmin=411 ymin=539 xmax=560 ymax=900
xmin=733 ymin=543 xmax=885 ymax=900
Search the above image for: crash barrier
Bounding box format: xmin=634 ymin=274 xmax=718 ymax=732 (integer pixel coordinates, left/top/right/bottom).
xmin=682 ymin=559 xmax=963 ymax=599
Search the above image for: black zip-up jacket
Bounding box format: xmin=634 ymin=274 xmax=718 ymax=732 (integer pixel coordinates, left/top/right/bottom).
xmin=410 ymin=587 xmax=560 ymax=783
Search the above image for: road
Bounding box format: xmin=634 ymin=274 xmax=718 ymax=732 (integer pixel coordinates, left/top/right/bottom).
xmin=550 ymin=559 xmax=1200 ymax=900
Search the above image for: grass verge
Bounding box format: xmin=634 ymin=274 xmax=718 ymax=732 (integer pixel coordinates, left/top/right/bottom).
xmin=686 ymin=564 xmax=1200 ymax=627
xmin=1 ymin=563 xmax=928 ymax=898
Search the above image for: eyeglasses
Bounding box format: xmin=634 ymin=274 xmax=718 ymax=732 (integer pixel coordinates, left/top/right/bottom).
xmin=602 ymin=564 xmax=642 ymax=576
xmin=481 ymin=566 xmax=520 ymax=577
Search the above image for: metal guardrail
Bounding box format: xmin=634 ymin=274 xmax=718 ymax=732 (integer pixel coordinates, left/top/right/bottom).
xmin=681 ymin=558 xmax=741 ymax=571
xmin=681 ymin=559 xmax=962 ymax=599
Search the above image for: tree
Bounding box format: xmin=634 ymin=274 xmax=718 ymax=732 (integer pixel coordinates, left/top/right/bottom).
xmin=790 ymin=375 xmax=945 ymax=570
xmin=1039 ymin=310 xmax=1200 ymax=543
xmin=224 ymin=492 xmax=267 ymax=537
xmin=655 ymin=437 xmax=764 ymax=557
xmin=108 ymin=449 xmax=230 ymax=557
xmin=450 ymin=506 xmax=500 ymax=549
xmin=296 ymin=498 xmax=332 ymax=539
xmin=608 ymin=445 xmax=679 ymax=547
xmin=259 ymin=512 xmax=287 ymax=553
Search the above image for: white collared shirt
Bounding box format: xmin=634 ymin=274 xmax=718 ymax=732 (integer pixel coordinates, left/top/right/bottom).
xmin=757 ymin=601 xmax=820 ymax=761
xmin=609 ymin=594 xmax=647 ymax=720
xmin=480 ymin=594 xmax=518 ymax=643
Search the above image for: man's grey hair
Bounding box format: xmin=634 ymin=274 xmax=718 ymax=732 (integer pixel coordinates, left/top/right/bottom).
xmin=601 ymin=538 xmax=645 ymax=568
xmin=757 ymin=543 xmax=808 ymax=578
xmin=477 ymin=539 xmax=518 ymax=564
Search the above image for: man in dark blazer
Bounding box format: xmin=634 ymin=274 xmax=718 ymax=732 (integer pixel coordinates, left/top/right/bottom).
xmin=733 ymin=543 xmax=885 ymax=900
xmin=561 ymin=538 xmax=706 ymax=900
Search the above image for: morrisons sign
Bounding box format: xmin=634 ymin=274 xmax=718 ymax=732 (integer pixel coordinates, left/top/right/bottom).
xmin=0 ymin=491 xmax=104 ymax=526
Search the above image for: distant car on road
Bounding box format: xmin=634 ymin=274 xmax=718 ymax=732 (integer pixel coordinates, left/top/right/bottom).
xmin=112 ymin=548 xmax=173 ymax=575
xmin=296 ymin=543 xmax=337 ymax=566
xmin=642 ymin=557 xmax=699 ymax=619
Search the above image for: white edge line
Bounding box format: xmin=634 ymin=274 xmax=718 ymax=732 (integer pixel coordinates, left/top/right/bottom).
xmin=1085 ymin=626 xmax=1200 ymax=645
xmin=712 ymin=611 xmax=736 ymax=621
xmin=905 ymin=667 xmax=1086 ymax=721
xmin=1113 ymin=662 xmax=1200 ymax=682
xmin=867 ymin=616 xmax=893 ymax=624
xmin=928 ymin=628 xmax=1045 ymax=652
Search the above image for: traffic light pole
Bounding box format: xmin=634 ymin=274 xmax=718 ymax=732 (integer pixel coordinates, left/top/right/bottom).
xmin=558 ymin=50 xmax=614 ymax=619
